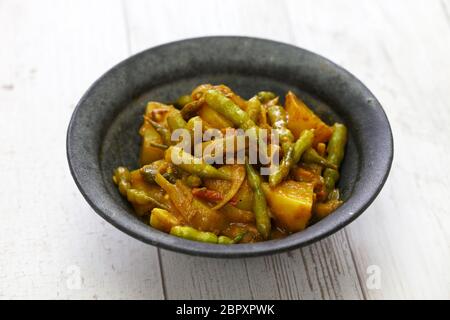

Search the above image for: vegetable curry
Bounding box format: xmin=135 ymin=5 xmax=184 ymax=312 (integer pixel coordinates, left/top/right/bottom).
xmin=113 ymin=84 xmax=347 ymax=244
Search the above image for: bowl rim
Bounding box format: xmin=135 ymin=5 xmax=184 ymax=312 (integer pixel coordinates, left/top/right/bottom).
xmin=67 ymin=36 xmax=394 ymax=258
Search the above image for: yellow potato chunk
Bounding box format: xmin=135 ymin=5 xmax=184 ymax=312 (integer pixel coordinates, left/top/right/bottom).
xmin=285 ymin=91 xmax=333 ymax=145
xmin=139 ymin=102 xmax=178 ymax=165
xmin=139 ymin=123 xmax=164 ymax=165
xmin=150 ymin=208 xmax=180 ymax=233
xmin=262 ymin=181 xmax=314 ymax=232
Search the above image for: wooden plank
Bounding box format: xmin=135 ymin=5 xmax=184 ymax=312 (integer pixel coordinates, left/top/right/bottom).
xmin=160 ymin=231 xmax=362 ymax=299
xmin=284 ymin=0 xmax=450 ymax=299
xmin=345 ymin=0 xmax=450 ymax=299
xmin=124 ymin=0 xmax=363 ymax=300
xmin=0 ymin=0 xmax=164 ymax=299
xmin=123 ymin=0 xmax=295 ymax=52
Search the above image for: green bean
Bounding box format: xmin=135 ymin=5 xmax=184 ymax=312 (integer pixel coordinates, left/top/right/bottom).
xmin=323 ymin=123 xmax=347 ymax=193
xmin=217 ymin=232 xmax=246 ymax=244
xmin=232 ymin=232 xmax=246 ymax=243
xmin=126 ymin=188 xmax=169 ymax=210
xmin=140 ymin=164 xmax=160 ymax=184
xmin=324 ymin=169 xmax=340 ymax=194
xmin=165 ymin=146 xmax=232 ymax=180
xmin=245 ymin=161 xmax=271 ymax=239
xmin=183 ymin=174 xmax=203 ymax=187
xmin=301 ymin=148 xmax=337 ymax=170
xmin=269 ymin=129 xmax=314 ymax=187
xmin=112 ymin=167 xmax=131 ymax=196
xmin=217 ymin=235 xmax=234 ymax=244
xmin=113 ymin=166 xmax=170 ymax=210
xmin=246 ymin=96 xmax=261 ymax=123
xmin=204 ymin=89 xmax=256 ymax=130
xmin=203 ymin=89 xmax=273 ymax=164
xmin=203 ymin=90 xmax=276 ymax=164
xmin=170 ymin=226 xmax=218 ymax=244
xmin=167 ymin=112 xmax=187 ymax=131
xmin=149 ymin=142 xmax=169 ymax=150
xmin=328 ymin=188 xmax=340 ymax=201
xmin=140 ymin=163 xmax=178 ymax=184
xmin=292 ymin=130 xmax=315 ymax=163
xmin=269 ymin=144 xmax=294 ymax=187
xmin=175 ymin=94 xmax=193 ymax=108
xmin=267 ymin=105 xmax=294 ymax=147
xmin=180 ymin=100 xmax=203 ymax=120
xmin=146 ymin=118 xmax=171 ymax=145
xmin=325 ymin=124 xmax=347 ymax=166
xmin=257 ymin=91 xmax=277 ymax=104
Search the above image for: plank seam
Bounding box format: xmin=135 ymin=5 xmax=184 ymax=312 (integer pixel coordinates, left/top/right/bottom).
xmin=157 ymin=248 xmax=168 ymax=299
xmin=344 ymin=229 xmax=367 ymax=300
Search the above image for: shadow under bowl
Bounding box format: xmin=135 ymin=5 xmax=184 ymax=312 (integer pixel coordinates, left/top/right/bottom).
xmin=67 ymin=36 xmax=393 ymax=258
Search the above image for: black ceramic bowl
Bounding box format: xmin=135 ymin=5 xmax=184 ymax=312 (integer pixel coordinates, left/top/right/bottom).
xmin=67 ymin=36 xmax=393 ymax=258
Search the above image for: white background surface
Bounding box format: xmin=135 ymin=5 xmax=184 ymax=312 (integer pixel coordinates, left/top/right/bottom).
xmin=0 ymin=0 xmax=449 ymax=299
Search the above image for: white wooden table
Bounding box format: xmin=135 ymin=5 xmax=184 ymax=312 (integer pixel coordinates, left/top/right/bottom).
xmin=1 ymin=0 xmax=449 ymax=300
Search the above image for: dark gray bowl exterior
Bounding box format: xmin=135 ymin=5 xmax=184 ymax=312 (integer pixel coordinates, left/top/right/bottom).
xmin=67 ymin=36 xmax=393 ymax=258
